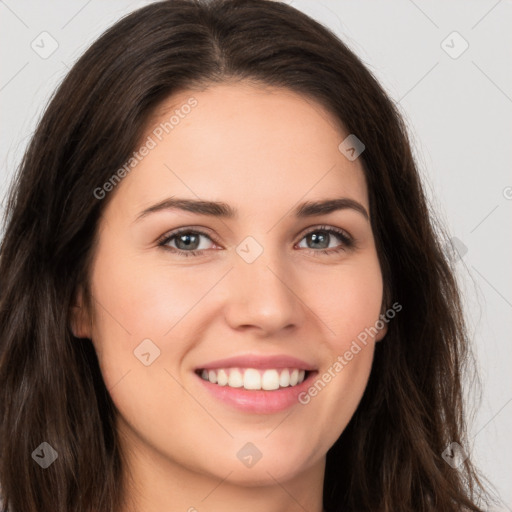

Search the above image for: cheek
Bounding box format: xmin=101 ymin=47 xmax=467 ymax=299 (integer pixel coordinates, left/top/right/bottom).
xmin=87 ymin=250 xmax=194 ymax=434
xmin=301 ymin=254 xmax=384 ymax=350
xmin=87 ymin=243 xmax=233 ymax=405
xmin=297 ymin=270 xmax=381 ymax=454
xmin=89 ymin=244 xmax=209 ymax=339
xmin=294 ymin=254 xmax=383 ymax=425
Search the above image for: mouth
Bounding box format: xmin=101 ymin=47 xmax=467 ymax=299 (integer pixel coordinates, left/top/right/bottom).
xmin=193 ymin=353 xmax=318 ymax=413
xmin=193 ymin=366 xmax=318 ymax=414
xmin=194 ymin=367 xmax=313 ymax=391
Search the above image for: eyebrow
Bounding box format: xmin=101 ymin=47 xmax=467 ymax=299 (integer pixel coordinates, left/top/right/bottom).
xmin=135 ymin=196 xmax=369 ymax=222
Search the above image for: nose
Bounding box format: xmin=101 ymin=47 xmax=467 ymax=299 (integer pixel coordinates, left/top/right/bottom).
xmin=223 ymin=246 xmax=303 ymax=336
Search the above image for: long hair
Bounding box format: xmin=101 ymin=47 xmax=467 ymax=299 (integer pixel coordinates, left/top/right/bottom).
xmin=0 ymin=1 xmax=491 ymax=510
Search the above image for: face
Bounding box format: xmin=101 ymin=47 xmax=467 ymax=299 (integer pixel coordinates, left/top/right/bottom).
xmin=72 ymin=82 xmax=386 ymax=491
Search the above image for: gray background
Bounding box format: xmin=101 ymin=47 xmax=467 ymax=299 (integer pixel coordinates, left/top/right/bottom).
xmin=1 ymin=0 xmax=511 ymax=508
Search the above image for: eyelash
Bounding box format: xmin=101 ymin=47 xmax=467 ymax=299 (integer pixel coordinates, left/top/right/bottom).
xmin=156 ymin=225 xmax=355 ymax=258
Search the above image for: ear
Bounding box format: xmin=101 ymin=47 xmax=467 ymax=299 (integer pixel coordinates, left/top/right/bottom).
xmin=375 ymin=321 xmax=388 ymax=342
xmin=69 ymin=286 xmax=92 ymax=339
xmin=375 ymin=305 xmax=389 ymax=342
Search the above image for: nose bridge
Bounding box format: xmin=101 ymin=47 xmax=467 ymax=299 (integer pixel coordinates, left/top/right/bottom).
xmin=225 ymin=233 xmax=301 ymax=332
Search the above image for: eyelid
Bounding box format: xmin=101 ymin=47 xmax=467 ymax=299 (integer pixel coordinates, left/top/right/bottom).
xmin=156 ymin=225 xmax=220 ymax=246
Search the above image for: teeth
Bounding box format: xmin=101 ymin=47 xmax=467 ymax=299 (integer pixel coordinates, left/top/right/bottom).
xmin=261 ymin=369 xmax=280 ymax=390
xmin=199 ymin=367 xmax=308 ymax=390
xmin=279 ymin=369 xmax=290 ymax=387
xmin=228 ymin=369 xmax=243 ymax=388
xmin=243 ymin=369 xmax=261 ymax=390
xmin=217 ymin=369 xmax=228 ymax=386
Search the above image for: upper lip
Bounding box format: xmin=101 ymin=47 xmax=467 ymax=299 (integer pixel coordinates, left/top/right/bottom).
xmin=196 ymin=354 xmax=317 ymax=371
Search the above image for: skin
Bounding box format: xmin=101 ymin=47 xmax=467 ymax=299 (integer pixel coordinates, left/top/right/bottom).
xmin=71 ymin=82 xmax=387 ymax=512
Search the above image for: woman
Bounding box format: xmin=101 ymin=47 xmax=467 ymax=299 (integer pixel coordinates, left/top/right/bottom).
xmin=0 ymin=0 xmax=493 ymax=510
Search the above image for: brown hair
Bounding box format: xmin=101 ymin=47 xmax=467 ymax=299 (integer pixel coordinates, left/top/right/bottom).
xmin=0 ymin=0 xmax=492 ymax=510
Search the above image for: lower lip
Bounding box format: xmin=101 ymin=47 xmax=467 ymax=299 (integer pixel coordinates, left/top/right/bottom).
xmin=194 ymin=371 xmax=317 ymax=414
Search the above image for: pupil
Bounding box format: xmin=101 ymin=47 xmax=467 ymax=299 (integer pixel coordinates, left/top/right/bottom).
xmin=310 ymin=232 xmax=328 ymax=249
xmin=177 ymin=233 xmax=199 ymax=250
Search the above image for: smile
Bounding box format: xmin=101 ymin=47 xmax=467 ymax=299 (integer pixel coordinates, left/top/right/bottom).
xmin=196 ymin=367 xmax=309 ymax=390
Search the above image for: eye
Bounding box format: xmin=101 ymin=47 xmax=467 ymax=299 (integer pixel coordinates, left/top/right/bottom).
xmin=296 ymin=225 xmax=354 ymax=256
xmin=157 ymin=227 xmax=217 ymax=257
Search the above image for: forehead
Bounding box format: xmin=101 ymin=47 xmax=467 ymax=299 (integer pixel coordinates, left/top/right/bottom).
xmin=106 ymin=82 xmax=369 ymax=219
